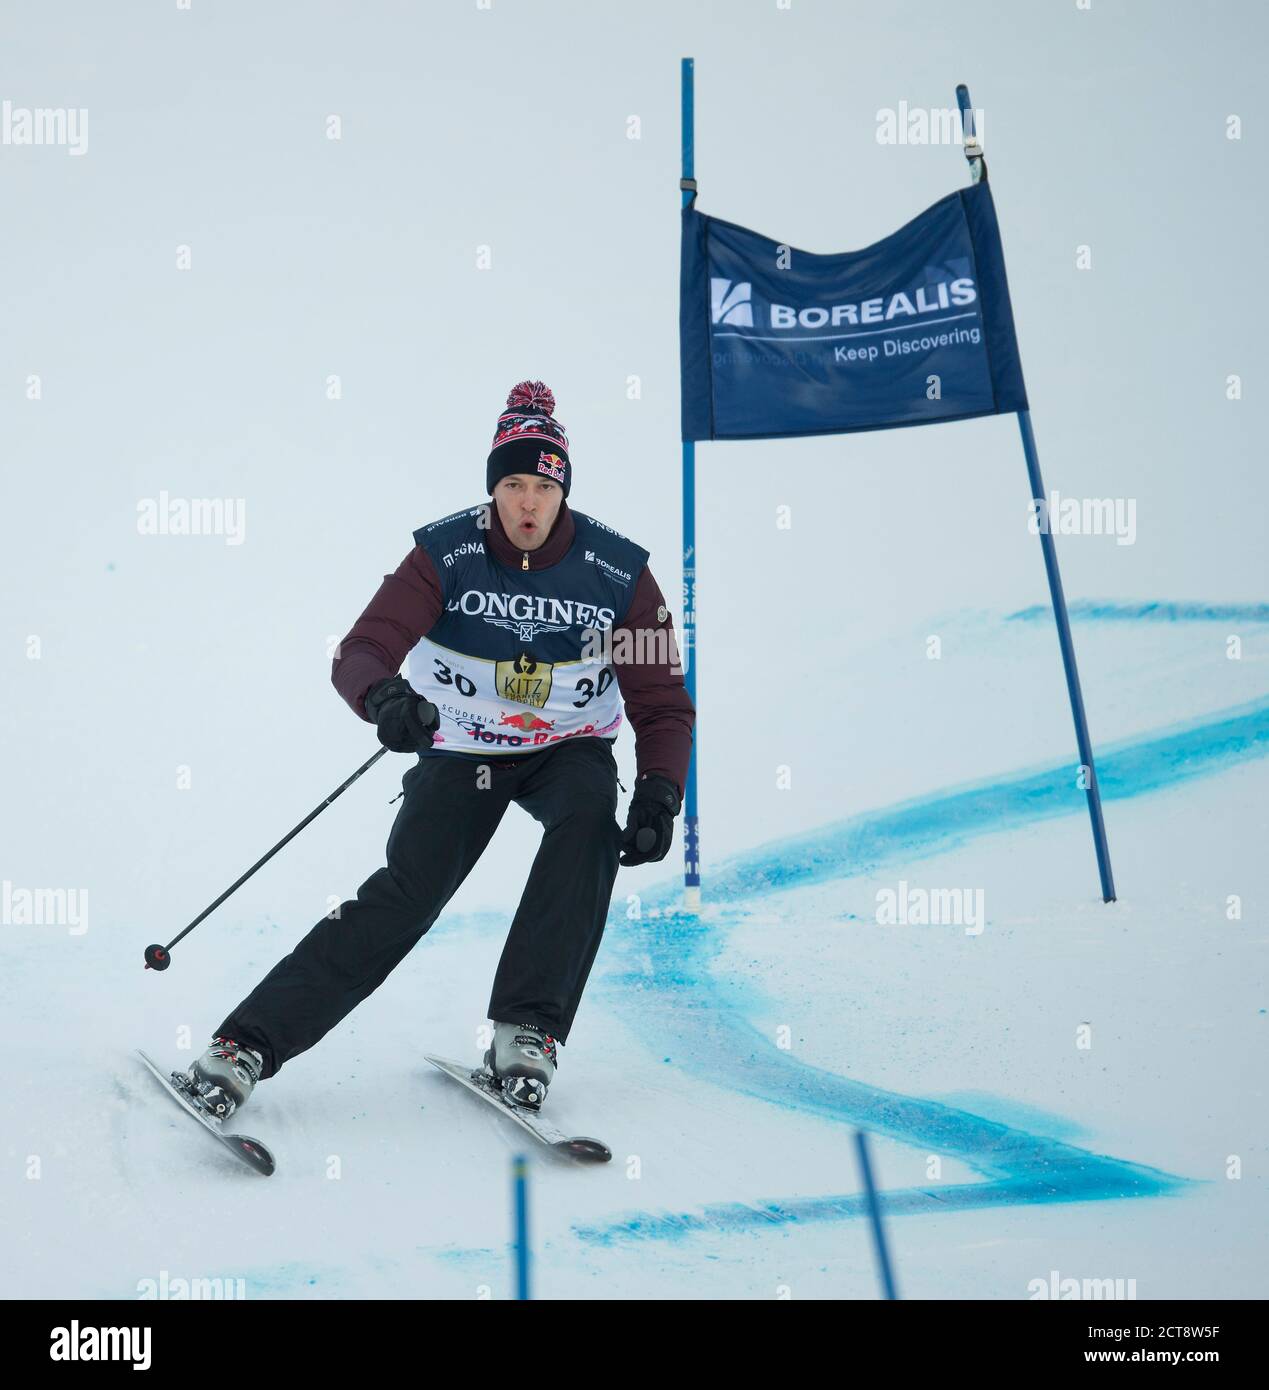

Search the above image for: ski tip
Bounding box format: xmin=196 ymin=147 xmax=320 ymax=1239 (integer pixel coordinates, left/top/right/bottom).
xmin=556 ymin=1137 xmax=612 ymax=1164
xmin=230 ymin=1136 xmax=277 ymax=1177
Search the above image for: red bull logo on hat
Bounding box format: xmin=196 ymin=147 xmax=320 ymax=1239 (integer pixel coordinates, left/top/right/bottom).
xmin=537 ymin=452 xmax=566 ymax=484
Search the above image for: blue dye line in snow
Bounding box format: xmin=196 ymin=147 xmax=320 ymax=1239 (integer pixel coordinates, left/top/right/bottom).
xmin=573 ymin=1170 xmax=1176 ymax=1248
xmin=623 ymin=695 xmax=1269 ymax=913
xmin=579 ymin=695 xmax=1269 ymax=1246
xmin=1007 ymin=600 xmax=1269 ymax=624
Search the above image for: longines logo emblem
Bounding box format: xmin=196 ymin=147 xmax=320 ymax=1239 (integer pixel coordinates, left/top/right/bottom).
xmin=485 ymin=614 xmax=572 ymax=642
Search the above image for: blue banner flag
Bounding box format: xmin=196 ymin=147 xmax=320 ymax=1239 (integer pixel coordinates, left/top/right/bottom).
xmin=680 ymin=181 xmax=1028 ymax=441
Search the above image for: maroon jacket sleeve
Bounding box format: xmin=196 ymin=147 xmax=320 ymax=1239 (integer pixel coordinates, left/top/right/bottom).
xmin=331 ymin=547 xmax=444 ymax=720
xmin=612 ymin=565 xmax=696 ymax=800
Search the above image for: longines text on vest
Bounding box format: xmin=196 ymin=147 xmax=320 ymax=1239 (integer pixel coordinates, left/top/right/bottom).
xmin=447 ymin=589 xmax=618 ymax=629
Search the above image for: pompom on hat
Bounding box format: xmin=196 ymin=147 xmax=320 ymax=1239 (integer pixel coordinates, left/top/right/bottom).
xmin=486 ymin=380 xmax=572 ymax=498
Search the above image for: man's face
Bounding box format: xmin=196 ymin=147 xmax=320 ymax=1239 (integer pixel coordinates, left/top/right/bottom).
xmin=492 ymin=474 xmax=563 ymax=551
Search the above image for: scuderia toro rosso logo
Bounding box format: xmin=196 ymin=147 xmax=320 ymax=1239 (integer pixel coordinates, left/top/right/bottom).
xmin=448 ymin=589 xmax=617 ymax=643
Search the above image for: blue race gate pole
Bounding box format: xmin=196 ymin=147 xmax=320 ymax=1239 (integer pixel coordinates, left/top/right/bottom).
xmin=680 ymin=56 xmax=701 ymax=912
xmin=512 ymin=1153 xmax=530 ymax=1300
xmin=854 ymin=1130 xmax=899 ymax=1300
xmin=956 ymin=84 xmax=1116 ymax=904
xmin=1018 ymin=411 xmax=1117 ymax=902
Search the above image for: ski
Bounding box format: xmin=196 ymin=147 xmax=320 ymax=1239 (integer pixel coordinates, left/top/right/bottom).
xmin=135 ymin=1049 xmax=276 ymax=1177
xmin=425 ymin=1054 xmax=611 ymax=1163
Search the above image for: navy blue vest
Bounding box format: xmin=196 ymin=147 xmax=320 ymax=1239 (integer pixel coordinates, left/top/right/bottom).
xmin=405 ymin=504 xmax=649 ymax=759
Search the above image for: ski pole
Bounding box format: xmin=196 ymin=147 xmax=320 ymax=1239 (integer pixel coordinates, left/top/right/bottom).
xmin=143 ymin=746 xmax=389 ymax=971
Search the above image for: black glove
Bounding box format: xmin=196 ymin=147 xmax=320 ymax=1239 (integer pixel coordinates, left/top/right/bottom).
xmin=364 ymin=677 xmax=440 ymax=753
xmin=619 ymin=773 xmax=681 ymax=867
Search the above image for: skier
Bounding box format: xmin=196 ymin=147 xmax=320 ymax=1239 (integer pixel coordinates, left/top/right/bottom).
xmin=186 ymin=382 xmax=694 ymax=1117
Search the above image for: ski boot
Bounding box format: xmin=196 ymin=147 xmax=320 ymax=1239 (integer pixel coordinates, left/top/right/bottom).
xmin=185 ymin=1036 xmax=265 ymax=1120
xmin=484 ymin=1022 xmax=558 ymax=1111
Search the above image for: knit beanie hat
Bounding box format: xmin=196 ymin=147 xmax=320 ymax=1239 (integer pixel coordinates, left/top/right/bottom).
xmin=486 ymin=380 xmax=572 ymax=498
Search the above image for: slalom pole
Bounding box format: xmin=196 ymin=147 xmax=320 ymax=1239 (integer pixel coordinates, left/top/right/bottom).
xmin=854 ymin=1130 xmax=899 ymax=1300
xmin=142 ymin=746 xmax=389 ymax=970
xmin=681 ymin=55 xmax=701 ymax=913
xmin=1018 ymin=411 xmax=1117 ymax=901
xmin=512 ymin=1153 xmax=531 ymax=1300
xmin=956 ymin=83 xmax=1116 ymax=903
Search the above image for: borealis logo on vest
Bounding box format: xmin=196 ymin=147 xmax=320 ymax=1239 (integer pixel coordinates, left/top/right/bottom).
xmin=584 ymin=550 xmax=633 ymax=585
xmin=710 ymin=274 xmax=978 ymax=332
xmin=449 ymin=588 xmax=616 ymax=642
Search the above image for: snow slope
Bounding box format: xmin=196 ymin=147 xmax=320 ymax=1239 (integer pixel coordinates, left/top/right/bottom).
xmin=4 ymin=607 xmax=1266 ymax=1300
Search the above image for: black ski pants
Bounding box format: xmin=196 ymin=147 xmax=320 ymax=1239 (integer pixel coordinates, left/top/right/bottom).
xmin=216 ymin=736 xmax=622 ymax=1080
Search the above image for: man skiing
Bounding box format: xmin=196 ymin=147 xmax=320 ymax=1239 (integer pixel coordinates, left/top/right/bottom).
xmin=186 ymin=381 xmax=695 ymax=1116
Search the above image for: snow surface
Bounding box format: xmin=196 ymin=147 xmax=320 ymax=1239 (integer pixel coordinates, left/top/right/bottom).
xmin=3 ymin=0 xmax=1267 ymax=1301
xmin=4 ymin=610 xmax=1266 ymax=1300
